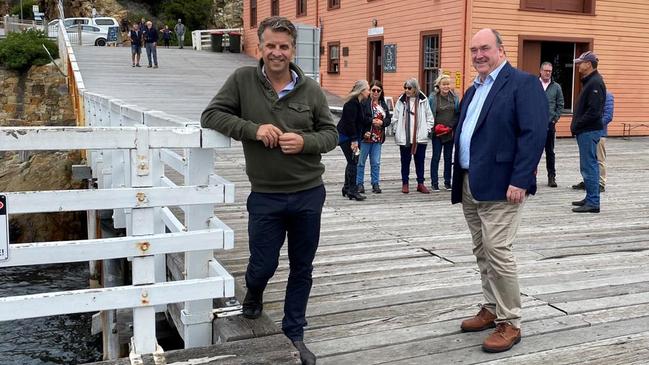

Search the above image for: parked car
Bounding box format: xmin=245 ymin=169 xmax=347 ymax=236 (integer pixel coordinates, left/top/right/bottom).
xmin=66 ymin=24 xmax=107 ymax=46
xmin=48 ymin=17 xmax=119 ymax=38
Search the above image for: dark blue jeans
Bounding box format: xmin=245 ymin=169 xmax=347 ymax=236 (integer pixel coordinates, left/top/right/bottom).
xmin=576 ymin=131 xmax=601 ymax=207
xmin=245 ymin=185 xmax=326 ymax=341
xmin=431 ymin=137 xmax=453 ymax=186
xmin=399 ymin=144 xmax=426 ymax=184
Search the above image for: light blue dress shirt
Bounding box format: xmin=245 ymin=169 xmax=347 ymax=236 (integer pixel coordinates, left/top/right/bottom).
xmin=263 ymin=66 xmax=299 ymax=99
xmin=459 ymin=61 xmax=507 ymax=169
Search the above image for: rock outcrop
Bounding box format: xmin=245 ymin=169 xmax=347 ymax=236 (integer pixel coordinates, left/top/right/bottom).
xmin=1 ymin=62 xmax=84 ymax=243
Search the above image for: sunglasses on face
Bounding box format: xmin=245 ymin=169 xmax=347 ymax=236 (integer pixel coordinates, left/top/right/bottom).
xmin=404 ymin=86 xmax=413 ymax=90
xmin=371 ymin=88 xmax=382 ymax=93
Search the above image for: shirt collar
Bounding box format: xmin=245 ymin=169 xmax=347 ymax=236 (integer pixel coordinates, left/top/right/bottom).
xmin=473 ymin=60 xmax=507 ymax=87
xmin=262 ymin=66 xmax=299 ymax=91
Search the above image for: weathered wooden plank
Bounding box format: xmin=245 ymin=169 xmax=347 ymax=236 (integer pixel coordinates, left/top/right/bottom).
xmin=382 ymin=316 xmax=649 ymax=365
xmin=482 ymin=331 xmax=649 ymax=365
xmin=89 ymin=333 xmax=299 ymax=365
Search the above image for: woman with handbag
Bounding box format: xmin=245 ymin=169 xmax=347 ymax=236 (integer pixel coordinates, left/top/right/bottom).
xmin=393 ymin=78 xmax=434 ymax=194
xmin=428 ymin=74 xmax=460 ymax=190
xmin=337 ymin=80 xmax=371 ymax=201
xmin=356 ymin=80 xmax=392 ymax=194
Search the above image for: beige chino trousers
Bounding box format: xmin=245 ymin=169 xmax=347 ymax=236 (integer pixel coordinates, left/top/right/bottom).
xmin=461 ymin=173 xmax=524 ymax=328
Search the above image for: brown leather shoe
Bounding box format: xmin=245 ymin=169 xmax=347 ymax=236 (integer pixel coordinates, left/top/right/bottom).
xmin=402 ymin=183 xmax=409 ymax=194
xmin=416 ymin=183 xmax=430 ymax=194
xmin=482 ymin=322 xmax=521 ymax=353
xmin=460 ymin=307 xmax=497 ymax=332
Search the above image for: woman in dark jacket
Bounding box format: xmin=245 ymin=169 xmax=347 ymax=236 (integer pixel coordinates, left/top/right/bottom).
xmin=357 ymin=80 xmax=392 ymax=194
xmin=428 ymin=74 xmax=459 ymax=190
xmin=337 ymin=80 xmax=370 ymax=201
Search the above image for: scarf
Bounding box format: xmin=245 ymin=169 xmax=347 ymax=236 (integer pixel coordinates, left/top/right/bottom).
xmin=404 ymin=96 xmax=419 ymax=154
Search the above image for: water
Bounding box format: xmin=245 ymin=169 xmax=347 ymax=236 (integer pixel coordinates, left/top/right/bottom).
xmin=0 ymin=263 xmax=102 ymax=365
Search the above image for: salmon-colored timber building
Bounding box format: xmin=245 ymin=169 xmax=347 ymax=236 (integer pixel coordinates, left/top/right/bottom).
xmin=242 ymin=0 xmax=649 ymax=137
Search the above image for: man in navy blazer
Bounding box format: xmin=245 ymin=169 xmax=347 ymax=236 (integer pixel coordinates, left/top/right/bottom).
xmin=451 ymin=28 xmax=547 ymax=353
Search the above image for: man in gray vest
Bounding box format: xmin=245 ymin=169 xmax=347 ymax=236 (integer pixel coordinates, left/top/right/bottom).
xmin=539 ymin=62 xmax=564 ymax=187
xmin=174 ymin=19 xmax=185 ymax=49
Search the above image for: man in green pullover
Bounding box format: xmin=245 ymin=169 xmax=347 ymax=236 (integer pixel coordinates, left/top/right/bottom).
xmin=200 ymin=16 xmax=337 ymax=365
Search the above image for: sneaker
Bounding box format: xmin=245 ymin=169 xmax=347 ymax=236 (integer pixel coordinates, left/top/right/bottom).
xmin=372 ymin=184 xmax=382 ymax=194
xmin=444 ymin=182 xmax=452 ymax=190
xmin=431 ymin=184 xmax=440 ymax=191
xmin=132 ymin=64 xmax=135 ymax=67
xmin=135 ymin=64 xmax=141 ymax=67
xmin=147 ymin=65 xmax=152 ymax=68
xmin=153 ymin=65 xmax=158 ymax=68
xmin=461 ymin=307 xmax=497 ymax=332
xmin=482 ymin=322 xmax=521 ymax=353
xmin=357 ymin=184 xmax=365 ymax=194
xmin=416 ymin=183 xmax=430 ymax=194
xmin=572 ymin=181 xmax=585 ymax=190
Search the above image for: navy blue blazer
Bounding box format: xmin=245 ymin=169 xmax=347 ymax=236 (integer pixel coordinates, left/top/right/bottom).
xmin=451 ymin=62 xmax=548 ymax=204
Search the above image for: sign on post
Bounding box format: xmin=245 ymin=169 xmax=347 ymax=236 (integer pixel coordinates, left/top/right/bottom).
xmin=0 ymin=195 xmax=8 ymax=261
xmin=107 ymin=26 xmax=119 ymax=43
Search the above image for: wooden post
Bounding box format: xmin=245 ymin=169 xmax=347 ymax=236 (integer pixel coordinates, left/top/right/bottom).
xmin=181 ymin=147 xmax=215 ymax=347
xmin=129 ymin=125 xmax=158 ymax=354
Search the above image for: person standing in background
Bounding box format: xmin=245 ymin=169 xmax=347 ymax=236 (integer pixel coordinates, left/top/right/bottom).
xmin=570 ymin=51 xmax=606 ymax=213
xmin=161 ymin=25 xmax=172 ymax=48
xmin=143 ymin=21 xmax=159 ymax=68
xmin=539 ymin=61 xmax=564 ymax=188
xmin=357 ymin=80 xmax=392 ymax=194
xmin=129 ymin=23 xmax=143 ymax=67
xmin=337 ymin=80 xmax=370 ymax=201
xmin=428 ymin=74 xmax=460 ymax=191
xmin=393 ymin=78 xmax=434 ymax=194
xmin=174 ymin=19 xmax=186 ymax=49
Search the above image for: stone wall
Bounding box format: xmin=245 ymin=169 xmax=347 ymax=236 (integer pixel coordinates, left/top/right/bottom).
xmin=0 ymin=62 xmax=84 ymax=243
xmin=0 ymin=62 xmax=76 ymax=126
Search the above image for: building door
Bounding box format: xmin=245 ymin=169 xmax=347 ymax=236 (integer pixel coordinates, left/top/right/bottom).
xmin=368 ymin=38 xmax=383 ymax=83
xmin=520 ymin=39 xmax=591 ymax=112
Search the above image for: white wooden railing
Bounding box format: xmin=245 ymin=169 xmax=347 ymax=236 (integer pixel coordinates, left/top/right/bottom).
xmin=0 ymin=122 xmax=235 ymax=355
xmin=0 ymin=8 xmax=238 ymax=359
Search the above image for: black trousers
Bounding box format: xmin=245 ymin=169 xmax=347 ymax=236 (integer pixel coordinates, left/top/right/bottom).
xmin=340 ymin=140 xmax=358 ymax=193
xmin=245 ymin=185 xmax=326 ymax=341
xmin=545 ymin=123 xmax=556 ymax=178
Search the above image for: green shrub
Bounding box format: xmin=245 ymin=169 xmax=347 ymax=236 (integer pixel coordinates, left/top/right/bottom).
xmin=0 ymin=29 xmax=59 ymax=72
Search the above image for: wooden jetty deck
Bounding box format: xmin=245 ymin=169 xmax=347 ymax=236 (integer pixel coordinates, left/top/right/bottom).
xmin=75 ymin=47 xmax=649 ymax=364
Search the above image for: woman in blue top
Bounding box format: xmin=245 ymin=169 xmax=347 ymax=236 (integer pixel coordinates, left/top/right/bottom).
xmin=337 ymin=80 xmax=370 ymax=201
xmin=428 ymin=74 xmax=460 ymax=190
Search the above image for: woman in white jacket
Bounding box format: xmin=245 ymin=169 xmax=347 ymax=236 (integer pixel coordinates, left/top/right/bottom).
xmin=393 ymin=78 xmax=434 ymax=193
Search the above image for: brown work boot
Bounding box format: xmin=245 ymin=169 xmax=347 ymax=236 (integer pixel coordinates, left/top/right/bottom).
xmin=482 ymin=322 xmax=521 ymax=353
xmin=460 ymin=307 xmax=497 ymax=332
